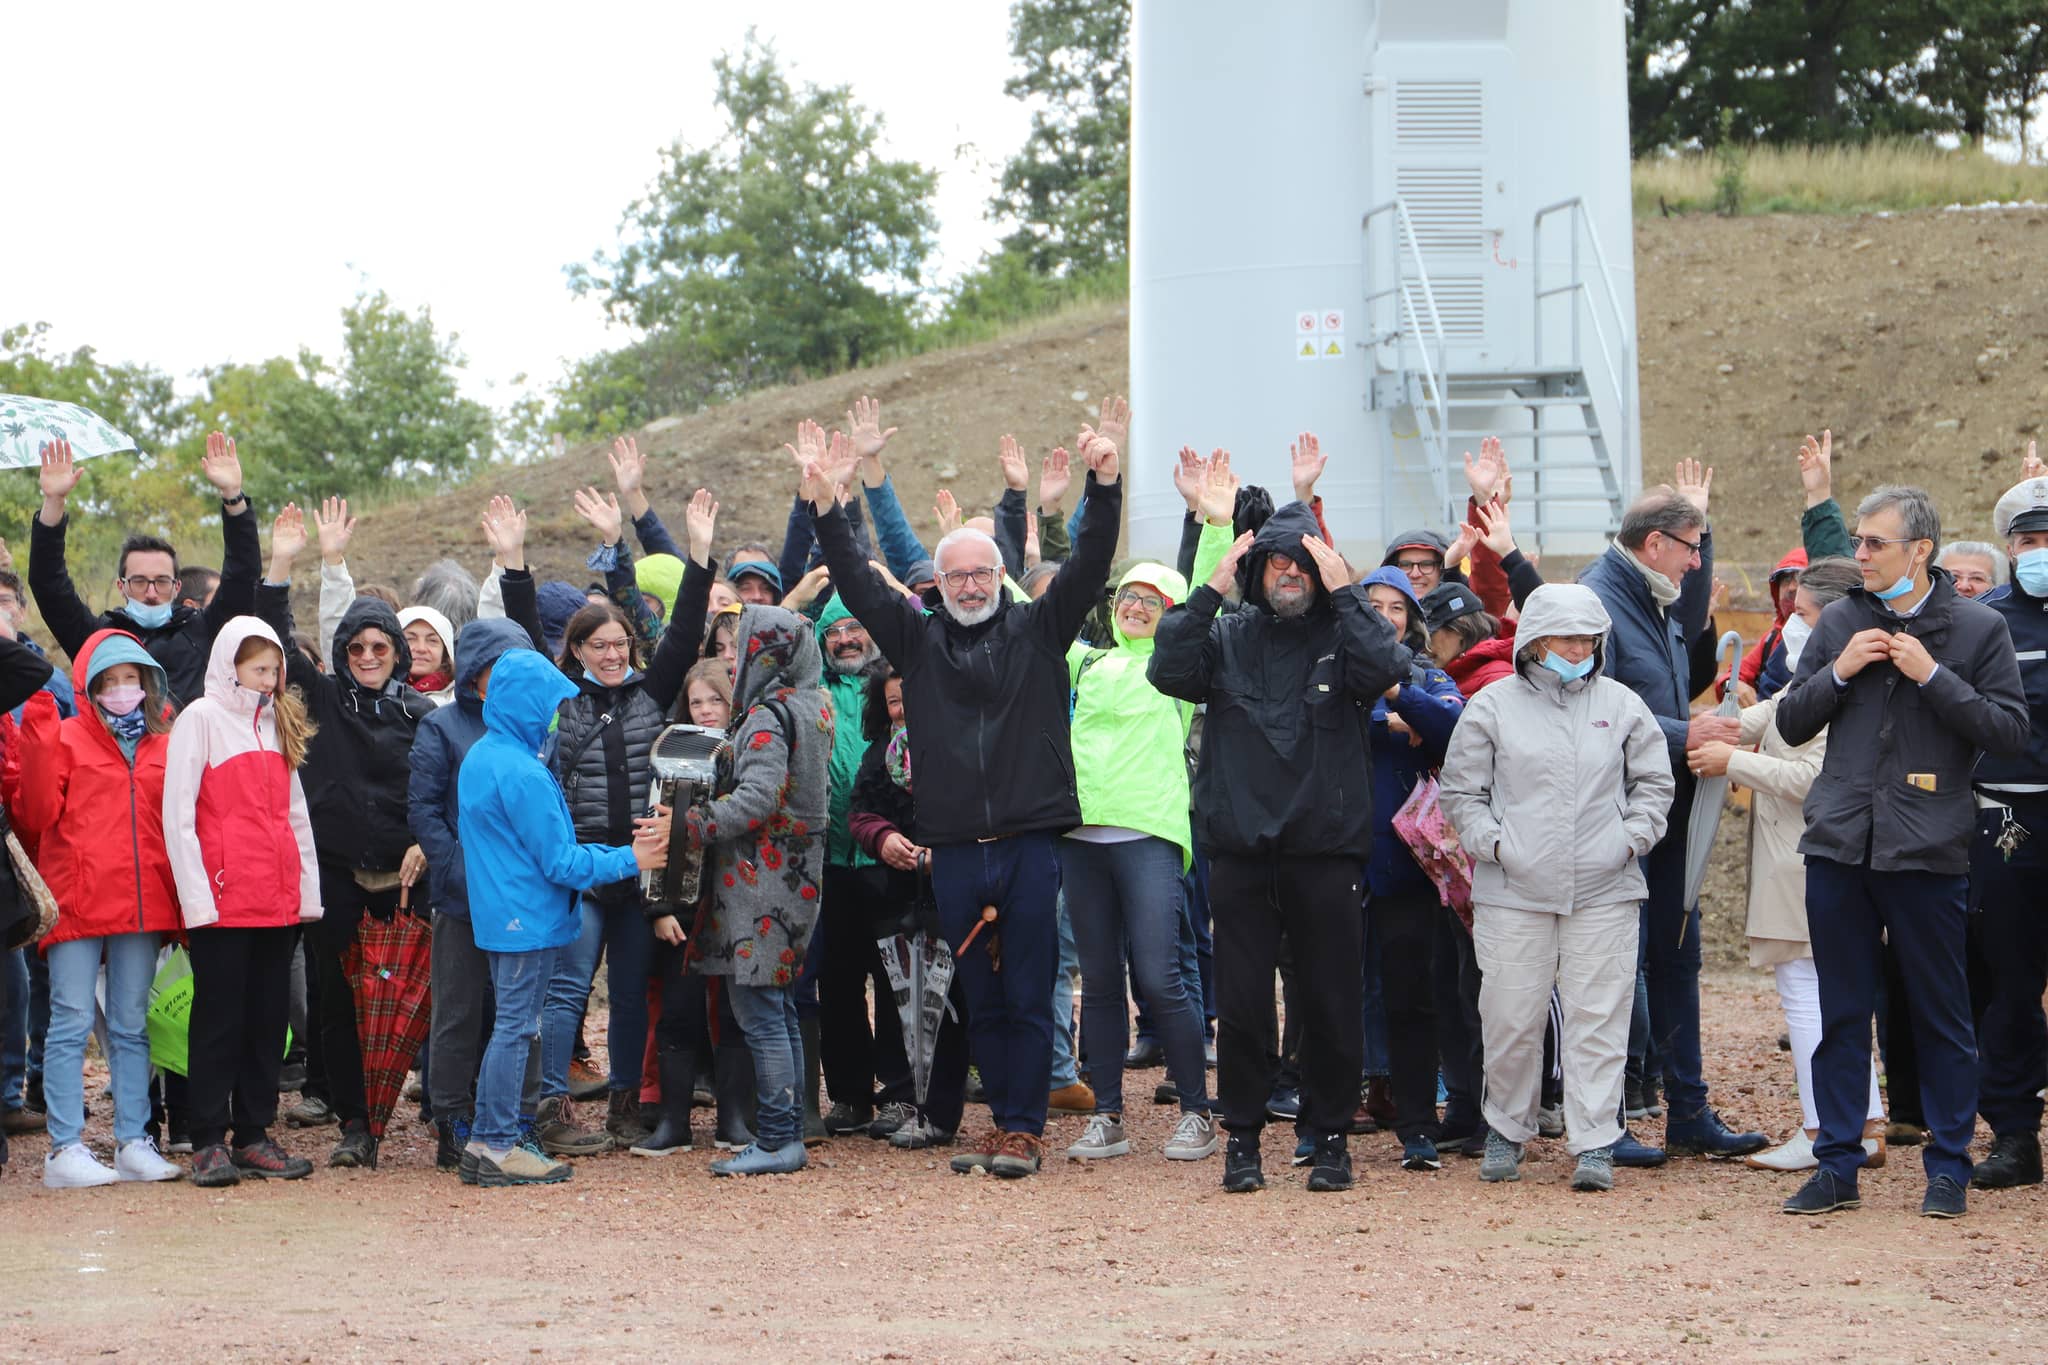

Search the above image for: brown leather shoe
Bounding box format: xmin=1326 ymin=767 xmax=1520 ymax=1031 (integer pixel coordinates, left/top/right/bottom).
xmin=1364 ymin=1076 xmax=1397 ymax=1130
xmin=1861 ymin=1117 xmax=1888 ymax=1170
xmin=991 ymin=1131 xmax=1045 ymax=1179
xmin=1048 ymin=1081 xmax=1096 ymax=1115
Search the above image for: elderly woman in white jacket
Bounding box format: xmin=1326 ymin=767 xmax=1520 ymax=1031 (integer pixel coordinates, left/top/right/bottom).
xmin=1686 ymin=557 xmax=1885 ymax=1173
xmin=1441 ymin=583 xmax=1674 ymax=1193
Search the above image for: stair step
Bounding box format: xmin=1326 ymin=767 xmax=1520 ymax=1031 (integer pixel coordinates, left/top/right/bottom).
xmin=1515 ymin=460 xmax=1614 ymax=473
xmin=1436 ymin=366 xmax=1584 ymax=385
xmin=1430 ymin=394 xmax=1591 ymax=409
xmin=1479 ymin=428 xmax=1602 ymax=441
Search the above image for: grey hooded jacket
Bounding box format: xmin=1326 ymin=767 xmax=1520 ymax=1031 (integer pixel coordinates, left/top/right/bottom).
xmin=1439 ymin=583 xmax=1675 ymax=914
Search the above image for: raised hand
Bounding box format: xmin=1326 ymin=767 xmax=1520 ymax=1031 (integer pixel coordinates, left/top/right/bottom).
xmin=269 ymin=502 xmax=307 ymax=572
xmin=609 ymin=435 xmax=653 ymax=518
xmin=2024 ymin=438 xmax=2045 ymax=483
xmin=1674 ymin=458 xmax=1713 ymax=518
xmin=784 ymin=418 xmax=829 ymax=476
xmin=1207 ymin=530 xmax=1256 ymax=594
xmin=1463 ymin=435 xmax=1507 ymax=504
xmin=1096 ymin=394 xmax=1131 ymax=454
xmin=1197 ymin=448 xmax=1237 ymax=526
xmin=313 ymin=495 xmax=356 ymax=565
xmin=1023 ymin=509 xmax=1042 ymax=568
xmin=1076 ymin=423 xmax=1119 ymax=485
xmin=573 ymin=486 xmax=624 ymax=546
xmin=1038 ymin=445 xmax=1072 ymax=513
xmin=480 ymin=493 xmax=528 ymax=570
xmin=38 ymin=438 xmax=81 ymax=503
xmin=846 ymin=396 xmax=896 ymax=476
xmin=1472 ymin=497 xmax=1516 ymax=557
xmin=997 ymin=434 xmax=1029 ymax=492
xmin=868 ymin=559 xmax=912 ymax=598
xmin=683 ymin=488 xmax=719 ymax=567
xmin=1171 ymin=446 xmax=1206 ymax=513
xmin=1709 ymin=575 xmax=1730 ymax=615
xmin=934 ymin=488 xmax=961 ymax=536
xmin=782 ymin=564 xmax=831 ymax=611
xmin=798 ymin=460 xmax=836 ymax=515
xmin=1298 ymin=533 xmax=1350 ymax=592
xmin=1290 ymin=432 xmax=1327 ymax=504
xmin=1445 ymin=522 xmax=1478 ymax=571
xmin=1798 ymin=431 xmax=1832 ymax=509
xmin=200 ymin=430 xmax=245 ymax=501
xmin=822 ymin=428 xmax=859 ymax=495
xmin=0 ymin=537 xmax=13 ymax=573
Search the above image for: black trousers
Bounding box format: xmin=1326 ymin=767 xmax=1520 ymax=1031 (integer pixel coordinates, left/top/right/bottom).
xmin=1967 ymin=799 xmax=2048 ymax=1137
xmin=654 ymin=940 xmax=751 ymax=1076
xmin=187 ymin=925 xmax=294 ymax=1150
xmin=1880 ymin=938 xmax=1923 ymax=1126
xmin=1434 ymin=906 xmax=1484 ymax=1135
xmin=1371 ymin=887 xmax=1442 ymax=1140
xmin=1211 ymin=854 xmax=1363 ymax=1138
xmin=308 ymin=894 xmax=373 ymax=1126
xmin=816 ymin=865 xmax=913 ymax=1109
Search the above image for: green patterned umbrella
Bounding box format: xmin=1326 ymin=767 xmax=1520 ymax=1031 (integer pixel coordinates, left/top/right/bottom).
xmin=0 ymin=394 xmax=138 ymax=468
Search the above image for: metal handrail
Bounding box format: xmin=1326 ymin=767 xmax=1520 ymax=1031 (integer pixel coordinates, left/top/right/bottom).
xmin=1531 ymin=198 xmax=1632 ymax=490
xmin=1362 ymin=198 xmax=1449 ymax=473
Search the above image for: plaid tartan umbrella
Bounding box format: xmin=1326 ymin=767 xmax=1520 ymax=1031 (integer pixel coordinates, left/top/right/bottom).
xmin=348 ymin=912 xmax=434 ymax=1138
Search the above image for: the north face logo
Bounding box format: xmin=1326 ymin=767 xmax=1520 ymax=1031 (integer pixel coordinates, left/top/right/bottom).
xmin=505 ymin=917 xmax=523 ymax=932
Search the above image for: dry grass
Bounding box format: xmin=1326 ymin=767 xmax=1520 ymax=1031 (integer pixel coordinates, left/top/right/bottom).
xmin=1634 ymin=141 xmax=2048 ymax=216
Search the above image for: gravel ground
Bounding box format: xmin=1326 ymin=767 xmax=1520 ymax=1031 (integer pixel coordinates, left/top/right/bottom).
xmin=4 ymin=971 xmax=2044 ymax=1363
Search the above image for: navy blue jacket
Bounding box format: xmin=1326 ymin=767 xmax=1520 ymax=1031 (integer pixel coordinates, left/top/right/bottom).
xmin=1357 ymin=567 xmax=1465 ymax=897
xmin=1972 ymin=579 xmax=2048 ymax=788
xmin=1576 ymin=538 xmax=1715 ymax=770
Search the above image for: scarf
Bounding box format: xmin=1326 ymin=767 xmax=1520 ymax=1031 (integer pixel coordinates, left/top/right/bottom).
xmin=1616 ymin=541 xmax=1681 ymax=611
xmin=410 ymin=671 xmax=451 ymax=695
xmin=885 ymin=725 xmax=912 ymax=792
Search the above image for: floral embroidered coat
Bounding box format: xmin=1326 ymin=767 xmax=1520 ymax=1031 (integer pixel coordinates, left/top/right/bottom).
xmin=686 ymin=604 xmax=833 ymax=987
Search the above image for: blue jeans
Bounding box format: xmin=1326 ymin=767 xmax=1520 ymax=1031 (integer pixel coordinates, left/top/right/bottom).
xmin=478 ymin=946 xmax=556 ymax=1150
xmin=1638 ymin=787 xmax=1706 ymax=1118
xmin=932 ymin=833 xmax=1062 ymax=1134
xmin=1131 ymin=868 xmax=1212 ymax=1044
xmin=727 ymin=982 xmax=803 ymax=1149
xmin=540 ymin=893 xmax=655 ymax=1098
xmin=1063 ymin=836 xmax=1209 ymax=1117
xmin=1051 ymin=895 xmax=1079 ymax=1089
xmin=45 ymin=934 xmax=160 ymax=1149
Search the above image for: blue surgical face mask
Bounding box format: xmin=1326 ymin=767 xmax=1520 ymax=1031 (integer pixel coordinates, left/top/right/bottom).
xmin=1872 ymin=574 xmax=1916 ymax=602
xmin=124 ymin=599 xmax=174 ymax=629
xmin=1541 ymin=650 xmax=1596 ymax=683
xmin=2015 ymin=548 xmax=2048 ymax=598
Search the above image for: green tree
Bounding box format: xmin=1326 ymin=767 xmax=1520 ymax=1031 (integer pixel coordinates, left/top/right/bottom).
xmin=568 ymin=36 xmax=938 ymax=388
xmin=990 ymin=0 xmax=1130 ymax=274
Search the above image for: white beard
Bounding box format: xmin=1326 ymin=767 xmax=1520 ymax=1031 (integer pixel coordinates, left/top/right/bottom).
xmin=945 ymin=595 xmax=999 ymax=627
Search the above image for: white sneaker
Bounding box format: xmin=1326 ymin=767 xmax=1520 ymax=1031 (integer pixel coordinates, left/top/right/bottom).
xmin=44 ymin=1143 xmax=118 ymax=1189
xmin=1744 ymin=1130 xmax=1818 ymax=1171
xmin=116 ymin=1137 xmax=185 ymax=1182
xmin=1163 ymin=1110 xmax=1219 ymax=1161
xmin=1064 ymin=1113 xmax=1129 ymax=1160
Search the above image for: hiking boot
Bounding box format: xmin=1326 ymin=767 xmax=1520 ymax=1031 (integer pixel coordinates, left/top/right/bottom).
xmin=889 ymin=1114 xmax=955 ymax=1149
xmin=824 ymin=1100 xmax=874 ymax=1136
xmin=1921 ymin=1173 xmax=1968 ymax=1219
xmin=284 ymin=1094 xmax=335 ymax=1128
xmin=1124 ymin=1037 xmax=1164 ymax=1068
xmin=1065 ymin=1113 xmax=1130 ymax=1160
xmin=470 ymin=1140 xmax=572 ymax=1187
xmin=1536 ymin=1104 xmax=1566 ymax=1139
xmin=403 ymin=1074 xmax=424 ymax=1103
xmin=1665 ymin=1107 xmax=1768 ymax=1158
xmin=276 ymin=1061 xmax=307 ymax=1093
xmin=1153 ymin=1081 xmax=1180 ymax=1106
xmin=1264 ymin=1086 xmax=1301 ymax=1121
xmin=1612 ymin=1130 xmax=1668 ymax=1167
xmin=868 ymin=1101 xmax=915 ymax=1140
xmin=1306 ymin=1134 xmax=1352 ymax=1192
xmin=1347 ymin=1100 xmax=1377 ymax=1135
xmin=949 ymin=1127 xmax=1004 ymax=1173
xmin=191 ymin=1144 xmax=240 ymax=1188
xmin=1048 ymin=1081 xmax=1095 ymax=1115
xmin=1164 ymin=1111 xmax=1219 ymax=1161
xmin=1363 ymin=1077 xmax=1396 ymax=1130
xmin=1624 ymin=1077 xmax=1661 ymax=1121
xmin=1222 ymin=1131 xmax=1264 ymax=1192
xmin=1571 ymin=1146 xmax=1615 ymax=1192
xmin=43 ymin=1142 xmax=118 ymax=1188
xmin=535 ymin=1096 xmax=614 ymax=1156
xmin=327 ymin=1120 xmax=379 ymax=1170
xmin=605 ymin=1090 xmax=653 ymax=1147
xmin=566 ymin=1057 xmax=609 ymax=1102
xmin=115 ymin=1137 xmax=184 ymax=1183
xmin=991 ymin=1131 xmax=1045 ymax=1179
xmin=1972 ymin=1131 xmax=2043 ymax=1189
xmin=709 ymin=1139 xmax=809 ymax=1176
xmin=1782 ymin=1169 xmax=1859 ymax=1215
xmin=1400 ymin=1133 xmax=1442 ymax=1172
xmin=234 ymin=1138 xmax=314 ymax=1180
xmin=1480 ymin=1129 xmax=1524 ymax=1183
xmin=435 ymin=1117 xmax=470 ymax=1171
xmin=1292 ymin=1132 xmax=1316 ymax=1167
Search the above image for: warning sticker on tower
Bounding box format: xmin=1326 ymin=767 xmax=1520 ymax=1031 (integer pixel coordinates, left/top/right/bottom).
xmin=1297 ymin=310 xmax=1320 ymax=335
xmin=1322 ymin=309 xmax=1345 ymax=336
xmin=1324 ymin=338 xmax=1345 ymax=358
xmin=1298 ymin=340 xmax=1319 ymax=361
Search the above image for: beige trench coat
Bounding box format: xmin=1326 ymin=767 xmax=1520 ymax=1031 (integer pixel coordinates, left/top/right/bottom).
xmin=1726 ymin=696 xmax=1827 ymax=968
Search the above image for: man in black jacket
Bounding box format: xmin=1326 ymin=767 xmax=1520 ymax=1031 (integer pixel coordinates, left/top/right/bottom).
xmin=1149 ymin=501 xmax=1405 ymax=1194
xmin=29 ymin=433 xmax=259 ymax=708
xmin=804 ymin=425 xmax=1123 ymax=1181
xmin=1775 ymin=484 xmax=2029 ymax=1219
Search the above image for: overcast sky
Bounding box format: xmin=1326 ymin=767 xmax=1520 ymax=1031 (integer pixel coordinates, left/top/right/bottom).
xmin=7 ymin=2 xmax=1029 ymax=405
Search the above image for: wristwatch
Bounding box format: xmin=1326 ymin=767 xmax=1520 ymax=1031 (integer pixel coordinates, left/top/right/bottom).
xmin=221 ymin=492 xmax=249 ymax=509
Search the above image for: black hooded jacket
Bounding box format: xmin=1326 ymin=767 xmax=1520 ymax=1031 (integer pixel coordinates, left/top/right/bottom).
xmin=1149 ymin=501 xmax=1407 ymax=860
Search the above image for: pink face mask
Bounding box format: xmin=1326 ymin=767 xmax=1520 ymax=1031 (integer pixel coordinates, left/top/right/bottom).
xmin=97 ymin=684 xmax=147 ymax=716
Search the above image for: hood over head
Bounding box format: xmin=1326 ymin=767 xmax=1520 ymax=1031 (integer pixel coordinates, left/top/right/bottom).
xmin=535 ymin=580 xmax=587 ymax=656
xmin=1382 ymin=528 xmax=1450 ymax=567
xmin=204 ymin=616 xmax=288 ymax=710
xmin=73 ymin=627 xmax=168 ymax=699
xmin=1110 ymin=561 xmax=1188 ymax=650
xmin=814 ymin=591 xmax=854 ymax=635
xmin=1358 ymin=565 xmax=1428 ymax=652
xmin=1240 ymin=501 xmax=1329 ymax=614
xmin=1768 ymin=546 xmax=1809 ymax=621
xmin=398 ymin=605 xmax=456 ymax=678
xmin=635 ymin=554 xmax=686 ymax=623
xmin=1511 ymin=584 xmax=1613 ymax=678
xmin=453 ymin=617 xmax=534 ymax=700
xmin=333 ymin=595 xmax=412 ymax=694
xmin=903 ymin=558 xmax=937 ymax=590
xmin=481 ymin=647 xmax=576 ymax=752
xmin=731 ymin=604 xmax=822 ymax=717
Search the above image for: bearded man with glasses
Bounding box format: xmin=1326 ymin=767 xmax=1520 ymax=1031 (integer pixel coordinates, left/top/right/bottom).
xmin=802 ymin=416 xmax=1124 ymax=1180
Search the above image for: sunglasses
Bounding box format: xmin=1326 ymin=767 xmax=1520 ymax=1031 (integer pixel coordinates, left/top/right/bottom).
xmin=346 ymin=641 xmax=392 ymax=659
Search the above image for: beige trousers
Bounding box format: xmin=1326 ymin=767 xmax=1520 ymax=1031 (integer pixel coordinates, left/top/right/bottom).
xmin=1473 ymin=899 xmax=1636 ymax=1155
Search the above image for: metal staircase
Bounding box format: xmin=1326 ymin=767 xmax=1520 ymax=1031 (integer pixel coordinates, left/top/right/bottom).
xmin=1362 ymin=196 xmax=1634 ymax=550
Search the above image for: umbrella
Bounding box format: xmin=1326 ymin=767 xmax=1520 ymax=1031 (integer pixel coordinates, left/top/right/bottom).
xmin=0 ymin=394 xmax=137 ymax=469
xmin=348 ymin=912 xmax=435 ymax=1138
xmin=1683 ymin=631 xmax=1745 ymax=917
xmin=1392 ymin=773 xmax=1475 ymax=932
xmin=875 ymin=853 xmax=956 ymax=1108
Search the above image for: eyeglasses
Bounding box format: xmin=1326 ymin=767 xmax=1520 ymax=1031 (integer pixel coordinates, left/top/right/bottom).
xmin=1661 ymin=531 xmax=1703 ymax=557
xmin=1394 ymin=558 xmax=1440 ymax=574
xmin=1115 ymin=589 xmax=1164 ymax=612
xmin=1852 ymin=535 xmax=1921 ymax=554
xmin=941 ymin=567 xmax=996 ymax=589
xmin=822 ymin=623 xmax=868 ymax=642
xmin=346 ymin=640 xmax=392 ymax=659
xmin=581 ymin=635 xmax=634 ymax=656
xmin=122 ymin=575 xmax=177 ymax=593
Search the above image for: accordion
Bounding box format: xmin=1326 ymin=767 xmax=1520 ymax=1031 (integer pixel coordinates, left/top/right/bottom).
xmin=640 ymin=723 xmax=730 ymax=909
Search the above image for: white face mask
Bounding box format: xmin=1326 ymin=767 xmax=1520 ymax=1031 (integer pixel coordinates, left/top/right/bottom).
xmin=1781 ymin=614 xmax=1814 ymax=671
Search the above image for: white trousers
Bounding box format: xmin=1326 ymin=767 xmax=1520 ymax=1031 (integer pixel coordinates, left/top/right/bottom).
xmin=1473 ymin=899 xmax=1634 ymax=1154
xmin=1773 ymin=957 xmax=1884 ymax=1131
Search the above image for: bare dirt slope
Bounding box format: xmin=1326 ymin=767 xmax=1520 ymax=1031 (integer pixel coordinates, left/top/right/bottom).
xmin=333 ymin=209 xmax=2048 ymax=616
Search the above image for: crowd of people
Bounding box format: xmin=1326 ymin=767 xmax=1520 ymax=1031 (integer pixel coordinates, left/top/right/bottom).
xmin=2 ymin=394 xmax=2043 ymax=1221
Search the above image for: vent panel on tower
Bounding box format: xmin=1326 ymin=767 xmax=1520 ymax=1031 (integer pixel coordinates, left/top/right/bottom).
xmin=1402 ymin=274 xmax=1485 ymax=341
xmin=1394 ymin=167 xmax=1486 ymax=252
xmin=1393 ymin=79 xmax=1484 ymax=148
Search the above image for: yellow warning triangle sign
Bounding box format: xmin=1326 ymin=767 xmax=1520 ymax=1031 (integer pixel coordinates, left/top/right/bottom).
xmin=1299 ymin=341 xmax=1317 ymax=357
xmin=1324 ymin=340 xmax=1343 ymax=356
